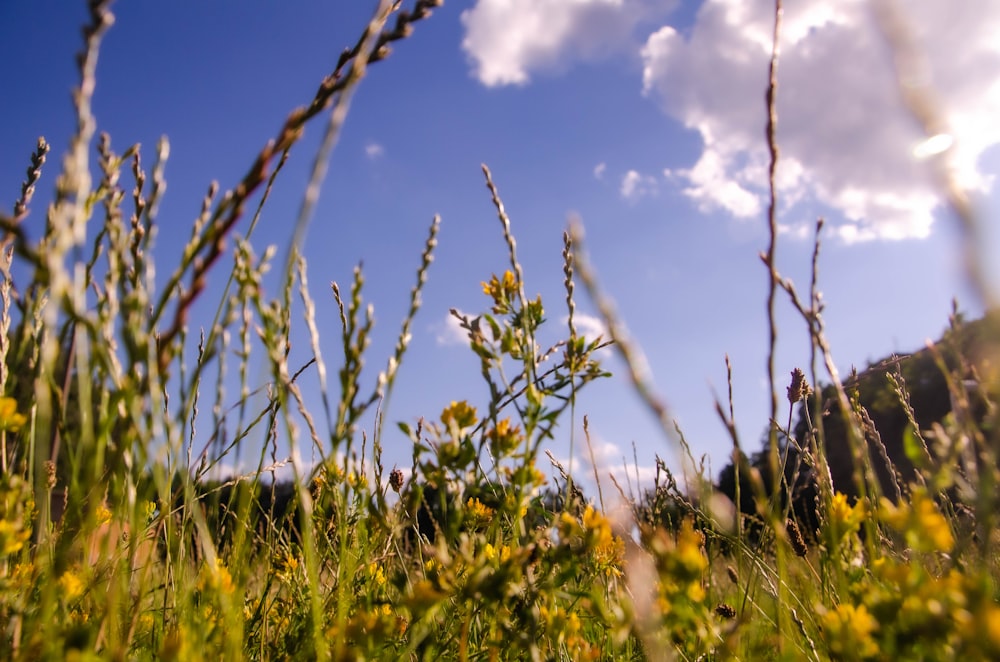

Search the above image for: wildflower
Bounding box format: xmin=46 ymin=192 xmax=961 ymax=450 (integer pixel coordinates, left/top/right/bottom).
xmin=821 ymin=603 xmax=879 ymax=659
xmin=880 ymin=488 xmax=954 ymax=553
xmin=0 ymin=397 xmax=26 ymax=433
xmin=482 ymin=270 xmax=518 ymax=314
xmin=143 ymin=500 xmax=159 ymax=524
xmin=0 ymin=518 xmax=29 ymax=555
xmin=95 ymin=505 xmax=113 ymax=526
xmin=828 ymin=492 xmax=866 ymax=544
xmin=59 ymin=570 xmax=85 ymax=601
xmin=984 ymin=604 xmax=1000 ymax=651
xmin=198 ymin=558 xmax=236 ymax=595
xmin=138 ymin=612 xmax=155 ymax=632
xmin=675 ymin=517 xmax=708 ymax=577
xmin=466 ymin=497 xmax=494 ymax=529
xmin=441 ymin=400 xmax=477 ymax=433
xmin=275 ymin=551 xmax=300 ymax=583
xmin=583 ymin=505 xmax=625 ymax=577
xmin=367 ymin=562 xmax=387 ymax=587
xmin=347 ymin=471 xmax=368 ymax=490
xmin=558 ymin=510 xmax=583 ymax=543
xmin=487 ymin=417 xmax=522 ymax=456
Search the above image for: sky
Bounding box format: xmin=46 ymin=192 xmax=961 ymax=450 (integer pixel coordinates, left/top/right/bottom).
xmin=2 ymin=0 xmax=999 ymax=499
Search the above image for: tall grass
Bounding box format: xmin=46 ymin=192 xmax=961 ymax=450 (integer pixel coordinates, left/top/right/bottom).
xmin=0 ymin=1 xmax=997 ymax=660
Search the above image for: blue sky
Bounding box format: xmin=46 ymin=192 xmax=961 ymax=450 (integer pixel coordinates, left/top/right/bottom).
xmin=2 ymin=1 xmax=999 ymax=496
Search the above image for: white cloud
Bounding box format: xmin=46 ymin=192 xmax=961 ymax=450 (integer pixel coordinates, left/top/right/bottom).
xmin=569 ymin=312 xmax=608 ymax=343
xmin=641 ymin=0 xmax=1000 ymax=241
xmin=460 ymin=0 xmax=676 ymax=87
xmin=364 ymin=142 xmax=384 ymax=159
xmin=434 ymin=309 xmax=469 ymax=346
xmin=562 ymin=435 xmax=658 ymax=497
xmin=564 ymin=313 xmax=612 ymax=356
xmin=593 ymin=162 xmax=607 ymax=179
xmin=620 ymin=169 xmax=658 ymax=201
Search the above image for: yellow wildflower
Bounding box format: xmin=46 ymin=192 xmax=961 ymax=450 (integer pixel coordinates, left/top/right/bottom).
xmin=198 ymin=558 xmax=236 ymax=595
xmin=95 ymin=505 xmax=113 ymax=526
xmin=880 ymin=488 xmax=954 ymax=553
xmin=487 ymin=417 xmax=523 ymax=456
xmin=347 ymin=471 xmax=368 ymax=490
xmin=0 ymin=519 xmax=29 ymax=555
xmin=583 ymin=505 xmax=626 ymax=577
xmin=441 ymin=400 xmax=477 ymax=432
xmin=59 ymin=570 xmax=85 ymax=601
xmin=828 ymin=492 xmax=866 ymax=543
xmin=821 ymin=603 xmax=879 ymax=659
xmin=675 ymin=517 xmax=708 ymax=576
xmin=466 ymin=497 xmax=494 ymax=529
xmin=481 ymin=271 xmax=518 ymax=314
xmin=984 ymin=604 xmax=1000 ymax=651
xmin=367 ymin=562 xmax=387 ymax=587
xmin=0 ymin=397 xmax=26 ymax=433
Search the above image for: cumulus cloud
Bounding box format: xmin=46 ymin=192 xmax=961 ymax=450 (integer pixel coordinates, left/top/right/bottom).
xmin=364 ymin=142 xmax=384 ymax=159
xmin=564 ymin=312 xmax=613 ymax=356
xmin=434 ymin=309 xmax=469 ymax=346
xmin=461 ymin=0 xmax=1000 ymax=241
xmin=570 ymin=312 xmax=609 ymax=343
xmin=461 ymin=0 xmax=676 ymax=87
xmin=641 ymin=0 xmax=1000 ymax=241
xmin=593 ymin=162 xmax=607 ymax=180
xmin=620 ymin=169 xmax=658 ymax=201
xmin=556 ymin=435 xmax=658 ymax=496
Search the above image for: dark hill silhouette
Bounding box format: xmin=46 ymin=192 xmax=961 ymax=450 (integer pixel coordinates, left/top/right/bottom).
xmin=716 ymin=311 xmax=999 ymax=534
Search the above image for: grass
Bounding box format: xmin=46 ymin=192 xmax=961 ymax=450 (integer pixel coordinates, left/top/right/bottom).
xmin=1 ymin=0 xmax=998 ymax=660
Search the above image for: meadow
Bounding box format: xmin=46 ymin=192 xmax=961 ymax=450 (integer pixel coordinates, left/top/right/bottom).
xmin=1 ymin=1 xmax=998 ymax=660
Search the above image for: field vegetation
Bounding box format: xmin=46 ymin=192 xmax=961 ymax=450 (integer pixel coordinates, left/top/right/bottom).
xmin=1 ymin=1 xmax=998 ymax=660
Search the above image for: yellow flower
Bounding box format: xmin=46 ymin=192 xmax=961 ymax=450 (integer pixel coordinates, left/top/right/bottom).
xmin=483 ymin=543 xmax=496 ymax=561
xmin=59 ymin=570 xmax=85 ymax=601
xmin=880 ymin=488 xmax=954 ymax=553
xmin=821 ymin=603 xmax=879 ymax=659
xmin=441 ymin=400 xmax=477 ymax=434
xmin=466 ymin=497 xmax=494 ymax=529
xmin=481 ymin=271 xmax=518 ymax=314
xmin=95 ymin=505 xmax=113 ymax=526
xmin=675 ymin=517 xmax=708 ymax=576
xmin=984 ymin=604 xmax=1000 ymax=651
xmin=828 ymin=492 xmax=866 ymax=542
xmin=0 ymin=397 xmax=26 ymax=433
xmin=487 ymin=418 xmax=523 ymax=456
xmin=583 ymin=506 xmax=626 ymax=577
xmin=0 ymin=519 xmax=29 ymax=555
xmin=367 ymin=562 xmax=387 ymax=587
xmin=198 ymin=558 xmax=236 ymax=595
xmin=347 ymin=471 xmax=368 ymax=490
